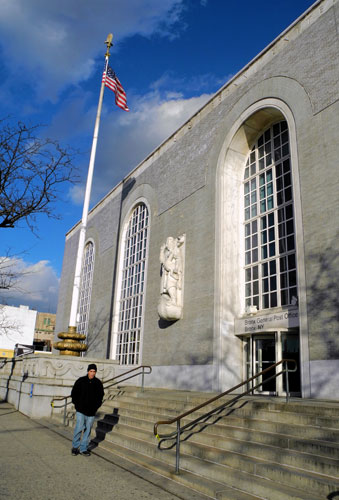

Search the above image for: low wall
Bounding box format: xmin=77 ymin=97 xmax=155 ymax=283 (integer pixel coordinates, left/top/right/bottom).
xmin=0 ymin=353 xmax=119 ymax=418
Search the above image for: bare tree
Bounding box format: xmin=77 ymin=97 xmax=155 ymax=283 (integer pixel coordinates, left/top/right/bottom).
xmin=0 ymin=119 xmax=78 ymax=230
xmin=0 ymin=251 xmax=32 ymax=292
xmin=0 ymin=304 xmax=23 ymax=340
xmin=0 ymin=119 xmax=78 ymax=325
xmin=0 ymin=255 xmax=17 ymax=290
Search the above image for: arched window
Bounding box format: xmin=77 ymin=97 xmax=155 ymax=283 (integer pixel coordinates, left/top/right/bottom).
xmin=244 ymin=120 xmax=297 ymax=311
xmin=77 ymin=241 xmax=95 ymax=336
xmin=115 ymin=203 xmax=149 ymax=365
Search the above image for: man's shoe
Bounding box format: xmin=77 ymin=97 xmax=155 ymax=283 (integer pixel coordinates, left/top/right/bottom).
xmin=71 ymin=448 xmax=79 ymax=456
xmin=80 ymin=450 xmax=91 ymax=456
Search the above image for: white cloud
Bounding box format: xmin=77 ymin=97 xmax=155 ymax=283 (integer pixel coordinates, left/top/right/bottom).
xmin=68 ymin=86 xmax=213 ymax=204
xmin=70 ymin=184 xmax=86 ymax=205
xmin=0 ymin=0 xmax=184 ymax=100
xmin=150 ymin=71 xmax=231 ymax=95
xmin=0 ymin=258 xmax=59 ymax=313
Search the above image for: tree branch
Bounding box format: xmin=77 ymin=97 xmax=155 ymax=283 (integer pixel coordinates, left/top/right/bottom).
xmin=0 ymin=119 xmax=79 ymax=230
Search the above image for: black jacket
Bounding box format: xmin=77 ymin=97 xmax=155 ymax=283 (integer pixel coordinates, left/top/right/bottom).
xmin=71 ymin=375 xmax=104 ymax=417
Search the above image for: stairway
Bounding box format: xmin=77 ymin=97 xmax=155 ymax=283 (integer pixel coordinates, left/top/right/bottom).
xmin=51 ymin=387 xmax=339 ymax=500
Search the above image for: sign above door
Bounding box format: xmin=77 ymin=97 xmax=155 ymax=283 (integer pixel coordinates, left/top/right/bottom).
xmin=235 ymin=308 xmax=299 ymax=334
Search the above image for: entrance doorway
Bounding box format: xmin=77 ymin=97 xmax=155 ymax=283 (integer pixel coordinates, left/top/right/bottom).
xmin=282 ymin=333 xmax=300 ymax=393
xmin=254 ymin=335 xmax=276 ymax=393
xmin=244 ymin=331 xmax=301 ymax=396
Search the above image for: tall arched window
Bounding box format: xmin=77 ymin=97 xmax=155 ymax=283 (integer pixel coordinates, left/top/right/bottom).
xmin=77 ymin=241 xmax=95 ymax=337
xmin=115 ymin=203 xmax=149 ymax=365
xmin=244 ymin=120 xmax=297 ymax=311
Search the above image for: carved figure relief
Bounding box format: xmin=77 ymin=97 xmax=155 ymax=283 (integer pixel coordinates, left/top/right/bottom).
xmin=158 ymin=234 xmax=185 ymax=321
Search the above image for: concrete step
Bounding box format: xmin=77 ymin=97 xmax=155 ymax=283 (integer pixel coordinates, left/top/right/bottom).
xmin=248 ymin=399 xmax=339 ymax=417
xmin=106 ymin=392 xmax=207 ymax=413
xmin=107 ymin=388 xmax=339 ymax=418
xmin=101 ymin=396 xmax=339 ymax=442
xmin=56 ymin=397 xmax=339 ymax=459
xmin=105 ymin=388 xmax=253 ymax=415
xmin=93 ymin=426 xmax=330 ymax=500
xmin=89 ymin=420 xmax=339 ymax=496
xmin=97 ymin=408 xmax=339 ymax=463
xmin=40 ymin=417 xmax=215 ymax=500
xmin=226 ymin=406 xmax=339 ymax=429
xmin=99 ymin=397 xmax=339 ymax=471
xmin=51 ymin=387 xmax=339 ymax=500
xmin=94 ymin=439 xmax=262 ymax=500
xmin=182 ymin=426 xmax=339 ymax=477
xmin=106 ymin=387 xmax=219 ymax=404
xmin=54 ymin=404 xmax=339 ymax=466
xmin=179 ymin=453 xmax=336 ymax=500
xmin=105 ymin=387 xmax=336 ymax=415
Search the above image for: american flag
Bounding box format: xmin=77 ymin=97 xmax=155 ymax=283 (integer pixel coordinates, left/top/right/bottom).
xmin=102 ymin=66 xmax=129 ymax=111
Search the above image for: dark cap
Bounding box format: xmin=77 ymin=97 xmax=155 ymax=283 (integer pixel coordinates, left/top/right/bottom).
xmin=87 ymin=363 xmax=97 ymax=372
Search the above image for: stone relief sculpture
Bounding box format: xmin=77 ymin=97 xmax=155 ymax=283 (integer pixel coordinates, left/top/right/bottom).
xmin=158 ymin=234 xmax=185 ymax=321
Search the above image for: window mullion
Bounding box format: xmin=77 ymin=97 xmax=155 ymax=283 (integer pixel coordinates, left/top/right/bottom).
xmin=272 ymin=160 xmax=281 ymax=308
xmin=116 ymin=204 xmax=149 ymax=365
xmin=243 ymin=120 xmax=296 ymax=313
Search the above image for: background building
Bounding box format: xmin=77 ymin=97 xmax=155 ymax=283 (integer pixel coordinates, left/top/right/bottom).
xmin=0 ymin=305 xmax=37 ymax=357
xmin=34 ymin=312 xmax=56 ymax=351
xmin=0 ymin=306 xmax=55 ymax=357
xmin=55 ymin=0 xmax=339 ymax=399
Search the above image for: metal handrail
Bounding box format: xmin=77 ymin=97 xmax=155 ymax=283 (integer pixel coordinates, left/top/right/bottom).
xmin=50 ymin=364 xmax=152 ymax=425
xmin=154 ymin=359 xmax=297 ymax=474
xmin=103 ymin=365 xmax=152 ymax=392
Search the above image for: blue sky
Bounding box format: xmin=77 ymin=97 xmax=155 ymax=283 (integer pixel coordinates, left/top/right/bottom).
xmin=0 ymin=0 xmax=315 ymax=313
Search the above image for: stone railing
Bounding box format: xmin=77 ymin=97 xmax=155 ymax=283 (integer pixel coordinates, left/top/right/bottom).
xmin=0 ymin=353 xmax=118 ymax=418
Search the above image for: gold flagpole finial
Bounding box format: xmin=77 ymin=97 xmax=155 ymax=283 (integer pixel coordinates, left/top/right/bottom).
xmin=105 ymin=33 xmax=113 ymax=58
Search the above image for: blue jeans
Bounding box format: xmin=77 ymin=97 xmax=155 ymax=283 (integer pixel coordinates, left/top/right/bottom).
xmin=72 ymin=412 xmax=95 ymax=452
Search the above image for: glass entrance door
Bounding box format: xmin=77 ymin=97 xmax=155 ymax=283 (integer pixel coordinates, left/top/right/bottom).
xmin=254 ymin=335 xmax=276 ymax=393
xmin=282 ymin=333 xmax=301 ymax=394
xmin=243 ymin=331 xmax=300 ymax=396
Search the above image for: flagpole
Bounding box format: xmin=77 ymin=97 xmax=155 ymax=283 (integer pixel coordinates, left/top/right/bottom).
xmin=68 ymin=33 xmax=113 ymax=330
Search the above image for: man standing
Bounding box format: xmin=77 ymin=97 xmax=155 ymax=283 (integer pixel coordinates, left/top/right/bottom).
xmin=71 ymin=363 xmax=104 ymax=456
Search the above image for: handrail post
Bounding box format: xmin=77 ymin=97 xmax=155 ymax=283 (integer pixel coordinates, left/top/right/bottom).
xmin=63 ymin=399 xmax=67 ymax=426
xmin=285 ymin=361 xmax=290 ymax=403
xmin=175 ymin=420 xmax=181 ymax=474
xmin=141 ymin=367 xmax=145 ymax=393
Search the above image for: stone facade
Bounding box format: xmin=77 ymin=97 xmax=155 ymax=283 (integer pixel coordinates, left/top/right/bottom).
xmin=56 ymin=0 xmax=339 ymax=399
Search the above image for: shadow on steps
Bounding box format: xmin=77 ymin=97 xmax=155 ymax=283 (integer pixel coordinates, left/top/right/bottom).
xmin=89 ymin=408 xmax=119 ymax=450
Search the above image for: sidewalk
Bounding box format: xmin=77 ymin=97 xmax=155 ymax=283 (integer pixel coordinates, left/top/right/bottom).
xmin=0 ymin=401 xmax=192 ymax=500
